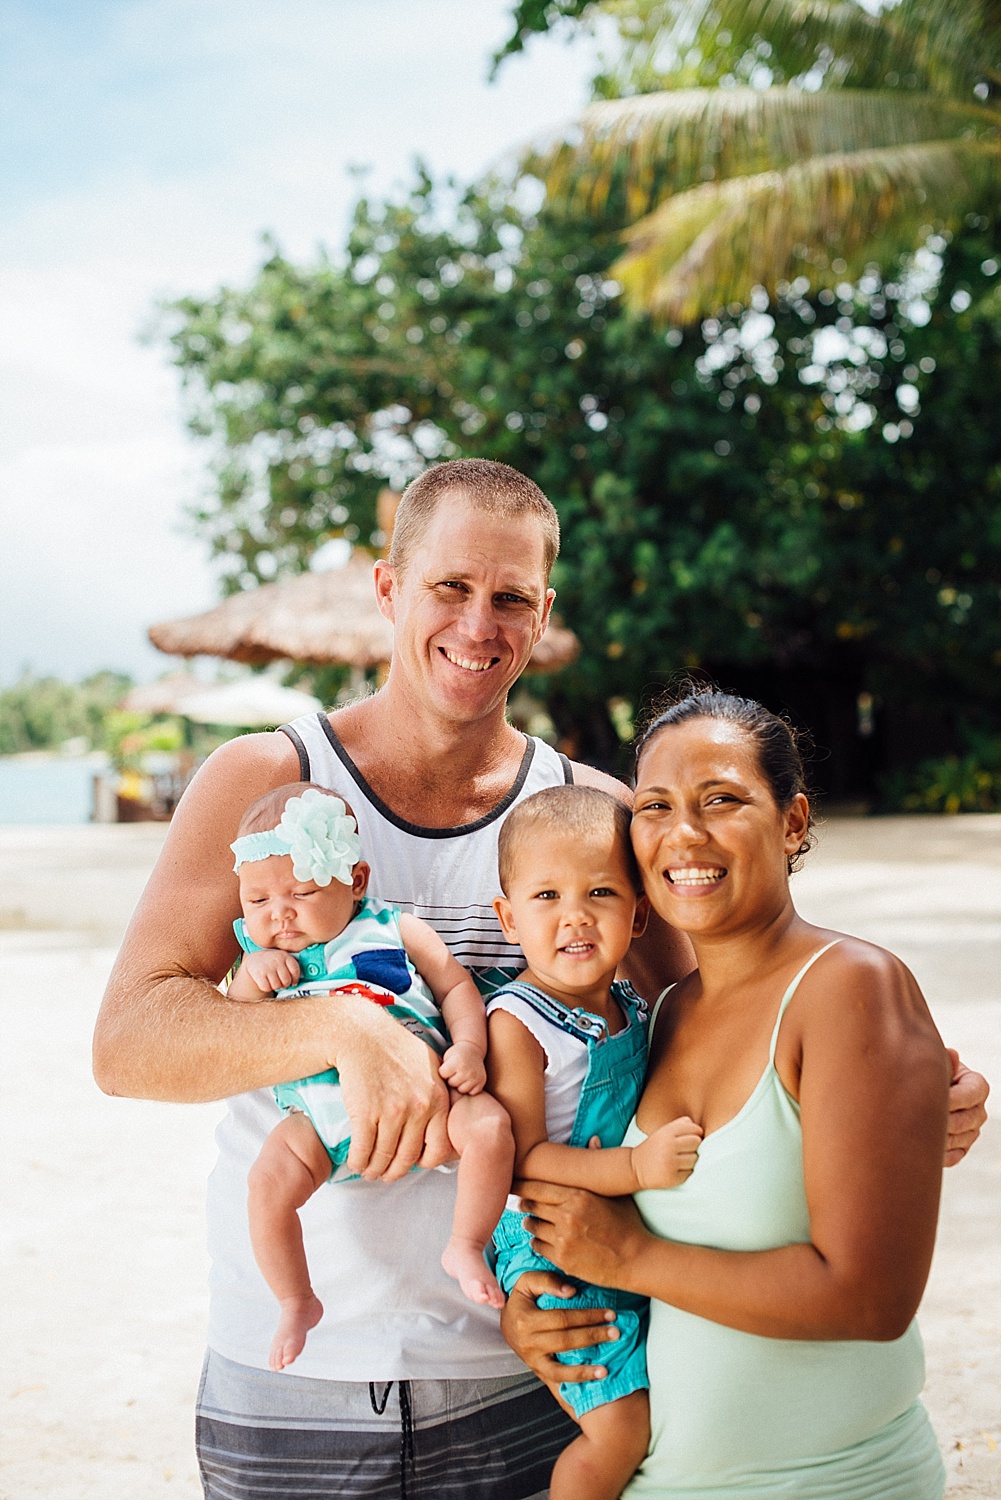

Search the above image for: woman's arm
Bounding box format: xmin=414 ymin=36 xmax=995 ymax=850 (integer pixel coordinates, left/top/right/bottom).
xmin=521 ymin=942 xmax=951 ymax=1342
xmin=92 ymin=732 xmax=451 ymax=1180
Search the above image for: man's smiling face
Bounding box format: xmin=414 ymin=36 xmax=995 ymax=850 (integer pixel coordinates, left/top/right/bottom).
xmin=376 ymin=494 xmax=554 ymax=725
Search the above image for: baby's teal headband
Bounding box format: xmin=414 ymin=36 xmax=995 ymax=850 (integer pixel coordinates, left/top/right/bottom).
xmin=231 ymin=788 xmax=362 ymax=888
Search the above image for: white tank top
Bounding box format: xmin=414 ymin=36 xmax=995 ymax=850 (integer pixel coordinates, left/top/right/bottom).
xmin=205 ymin=714 xmax=572 ymax=1380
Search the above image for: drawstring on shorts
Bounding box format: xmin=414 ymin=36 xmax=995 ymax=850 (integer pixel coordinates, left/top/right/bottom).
xmin=368 ymin=1381 xmax=416 ymax=1499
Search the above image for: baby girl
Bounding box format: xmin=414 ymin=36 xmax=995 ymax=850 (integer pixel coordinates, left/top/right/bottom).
xmin=228 ymin=781 xmax=514 ymax=1371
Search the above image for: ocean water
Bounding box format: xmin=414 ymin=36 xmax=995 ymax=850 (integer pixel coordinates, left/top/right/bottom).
xmin=0 ymin=757 xmax=106 ymax=825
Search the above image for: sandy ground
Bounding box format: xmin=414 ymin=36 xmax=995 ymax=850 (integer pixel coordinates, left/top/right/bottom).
xmin=1 ymin=816 xmax=998 ymax=1499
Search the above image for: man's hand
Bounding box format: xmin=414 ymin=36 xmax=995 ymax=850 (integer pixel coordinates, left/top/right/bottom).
xmin=334 ymin=1001 xmax=452 ymax=1181
xmin=945 ymin=1050 xmax=989 ymax=1166
xmin=240 ymin=949 xmax=301 ymax=995
xmin=631 ymin=1115 xmax=703 ymax=1191
xmin=498 ymin=1269 xmax=620 ymax=1394
xmin=439 ymin=1041 xmax=487 ymax=1095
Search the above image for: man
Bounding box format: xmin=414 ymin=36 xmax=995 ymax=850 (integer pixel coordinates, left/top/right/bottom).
xmin=94 ymin=459 xmax=988 ymax=1500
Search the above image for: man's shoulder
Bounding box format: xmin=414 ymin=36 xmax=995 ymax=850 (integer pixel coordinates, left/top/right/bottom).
xmin=568 ymin=760 xmax=633 ymax=807
xmin=197 ymin=726 xmax=302 ymax=787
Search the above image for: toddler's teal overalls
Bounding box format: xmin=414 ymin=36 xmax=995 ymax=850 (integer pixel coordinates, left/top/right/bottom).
xmin=491 ymin=979 xmax=651 ymax=1419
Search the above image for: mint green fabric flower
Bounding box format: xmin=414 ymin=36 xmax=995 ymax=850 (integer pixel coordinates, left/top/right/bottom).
xmin=277 ymin=789 xmax=361 ymax=886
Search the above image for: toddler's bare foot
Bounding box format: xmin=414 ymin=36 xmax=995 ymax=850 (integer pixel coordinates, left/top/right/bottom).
xmin=269 ymin=1293 xmax=323 ymax=1372
xmin=441 ymin=1237 xmax=505 ymax=1309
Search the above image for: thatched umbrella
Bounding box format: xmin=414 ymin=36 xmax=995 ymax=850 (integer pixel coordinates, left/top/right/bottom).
xmin=120 ymin=673 xmax=208 ymax=716
xmin=149 ymin=555 xmax=393 ymax=670
xmin=148 ymin=555 xmax=580 ymax=675
xmin=180 ymin=678 xmax=322 ymax=727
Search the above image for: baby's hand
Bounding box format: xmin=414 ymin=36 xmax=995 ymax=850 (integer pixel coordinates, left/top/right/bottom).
xmin=240 ymin=948 xmax=301 ymax=995
xmin=631 ymin=1115 xmax=702 ymax=1190
xmin=439 ymin=1042 xmax=487 ymax=1095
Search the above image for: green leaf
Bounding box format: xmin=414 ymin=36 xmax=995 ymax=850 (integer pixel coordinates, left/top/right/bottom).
xmin=538 ymin=87 xmax=997 ymax=215
xmin=614 ymin=138 xmax=1001 ymax=319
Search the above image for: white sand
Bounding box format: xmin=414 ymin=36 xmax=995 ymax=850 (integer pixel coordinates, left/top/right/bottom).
xmin=1 ymin=817 xmax=999 ymax=1498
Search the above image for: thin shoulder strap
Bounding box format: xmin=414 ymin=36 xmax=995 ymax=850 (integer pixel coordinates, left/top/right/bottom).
xmin=648 ymin=983 xmax=677 ymax=1049
xmin=768 ymin=939 xmax=842 ymax=1062
xmin=495 ymin=980 xmax=607 ymax=1043
xmin=278 ymin=722 xmax=311 ymax=780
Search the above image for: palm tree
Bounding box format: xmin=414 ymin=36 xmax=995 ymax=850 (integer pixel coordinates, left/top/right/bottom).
xmin=533 ymin=0 xmax=1001 ymax=321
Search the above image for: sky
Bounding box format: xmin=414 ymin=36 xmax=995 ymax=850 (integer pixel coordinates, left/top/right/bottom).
xmin=0 ymin=0 xmax=604 ymax=684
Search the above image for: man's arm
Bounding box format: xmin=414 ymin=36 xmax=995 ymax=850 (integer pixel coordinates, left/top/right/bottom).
xmin=92 ymin=732 xmax=451 ymax=1179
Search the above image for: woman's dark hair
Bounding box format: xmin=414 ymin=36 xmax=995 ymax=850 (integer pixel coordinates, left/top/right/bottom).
xmin=633 ymin=685 xmax=816 ymax=871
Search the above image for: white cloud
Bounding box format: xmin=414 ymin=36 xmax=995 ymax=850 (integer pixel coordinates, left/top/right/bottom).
xmin=0 ymin=0 xmax=603 ymax=683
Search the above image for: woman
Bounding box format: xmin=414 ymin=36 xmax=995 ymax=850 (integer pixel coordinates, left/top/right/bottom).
xmin=517 ymin=690 xmax=949 ymax=1498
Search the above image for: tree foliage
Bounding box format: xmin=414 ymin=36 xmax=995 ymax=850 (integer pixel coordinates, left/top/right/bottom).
xmin=524 ymin=0 xmax=1001 ymax=320
xmin=0 ymin=672 xmax=132 ymax=755
xmin=162 ymin=178 xmax=1001 ymax=787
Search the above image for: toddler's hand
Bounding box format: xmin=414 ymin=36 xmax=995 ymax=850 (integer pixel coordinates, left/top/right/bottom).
xmin=439 ymin=1042 xmax=487 ymax=1095
xmin=241 ymin=948 xmax=301 ymax=994
xmin=631 ymin=1115 xmax=702 ymax=1190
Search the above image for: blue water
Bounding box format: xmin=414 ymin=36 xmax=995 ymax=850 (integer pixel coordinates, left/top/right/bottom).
xmin=0 ymin=758 xmax=101 ymax=824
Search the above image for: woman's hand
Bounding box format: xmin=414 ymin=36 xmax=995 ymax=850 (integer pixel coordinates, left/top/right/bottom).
xmin=517 ymin=1181 xmax=652 ymax=1292
xmin=945 ymin=1051 xmax=989 ymax=1165
xmin=499 ymin=1269 xmax=621 ymax=1393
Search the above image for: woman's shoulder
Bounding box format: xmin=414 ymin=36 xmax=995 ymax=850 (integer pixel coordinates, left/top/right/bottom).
xmin=797 ymin=930 xmax=919 ymax=992
xmin=784 ymin=930 xmax=940 ymax=1051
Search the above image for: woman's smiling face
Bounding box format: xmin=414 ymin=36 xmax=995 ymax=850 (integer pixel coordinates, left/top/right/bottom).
xmin=630 ymin=717 xmax=809 ymax=939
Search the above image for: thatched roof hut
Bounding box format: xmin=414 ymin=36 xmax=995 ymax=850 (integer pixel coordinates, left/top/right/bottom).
xmin=149 ymin=556 xmax=394 ymax=669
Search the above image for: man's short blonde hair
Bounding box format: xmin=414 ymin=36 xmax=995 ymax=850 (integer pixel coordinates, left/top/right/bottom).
xmin=389 ymin=459 xmax=560 ymax=580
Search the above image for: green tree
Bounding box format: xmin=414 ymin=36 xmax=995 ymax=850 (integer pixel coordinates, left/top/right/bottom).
xmin=162 ymin=179 xmax=1001 ymax=788
xmin=0 ymin=671 xmax=133 ymax=755
xmin=509 ymin=0 xmax=1001 ymax=322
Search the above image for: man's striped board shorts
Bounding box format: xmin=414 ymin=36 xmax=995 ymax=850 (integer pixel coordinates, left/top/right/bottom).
xmin=196 ymin=1349 xmax=577 ymax=1499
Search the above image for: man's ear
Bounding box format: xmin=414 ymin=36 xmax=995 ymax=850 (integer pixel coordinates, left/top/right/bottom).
xmin=632 ymin=891 xmax=650 ymax=939
xmin=537 ymin=586 xmax=556 ymax=641
xmin=352 ymin=862 xmax=371 ymax=899
xmin=373 ymin=559 xmax=397 ymax=623
xmin=493 ymin=895 xmax=520 ymax=945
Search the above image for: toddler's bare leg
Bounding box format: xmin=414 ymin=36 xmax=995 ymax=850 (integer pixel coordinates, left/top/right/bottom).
xmin=247 ymin=1112 xmax=332 ymax=1372
xmin=440 ymin=1090 xmax=514 ymax=1309
xmin=550 ymin=1390 xmax=650 ymax=1500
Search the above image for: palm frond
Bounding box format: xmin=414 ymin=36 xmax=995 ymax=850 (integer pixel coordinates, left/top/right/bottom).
xmin=684 ymin=0 xmax=997 ymax=91
xmin=681 ymin=0 xmax=908 ymax=87
xmin=538 ymin=87 xmax=997 ymax=217
xmin=612 ymin=138 xmax=1001 ymax=321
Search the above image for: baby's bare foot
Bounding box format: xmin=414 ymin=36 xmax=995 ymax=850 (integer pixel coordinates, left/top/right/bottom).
xmin=269 ymin=1293 xmax=324 ymax=1372
xmin=441 ymin=1238 xmax=506 ymax=1310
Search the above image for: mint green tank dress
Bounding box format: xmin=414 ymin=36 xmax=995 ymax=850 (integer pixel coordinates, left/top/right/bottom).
xmin=622 ymin=942 xmax=945 ymax=1499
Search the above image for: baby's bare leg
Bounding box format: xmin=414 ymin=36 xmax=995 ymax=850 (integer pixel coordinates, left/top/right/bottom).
xmin=247 ymin=1112 xmax=332 ymax=1372
xmin=440 ymin=1091 xmax=514 ymax=1310
xmin=550 ymin=1390 xmax=650 ymax=1500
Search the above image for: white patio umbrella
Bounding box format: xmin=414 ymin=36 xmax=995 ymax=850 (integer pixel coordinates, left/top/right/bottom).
xmin=180 ymin=678 xmax=322 ymax=728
